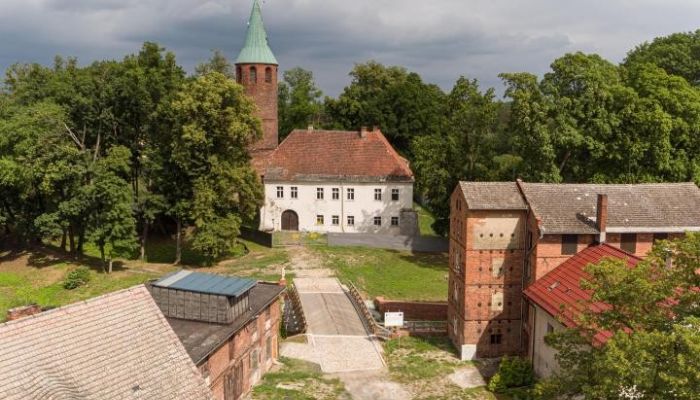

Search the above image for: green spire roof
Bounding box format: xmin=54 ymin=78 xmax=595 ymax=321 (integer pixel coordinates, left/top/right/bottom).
xmin=236 ymin=0 xmax=278 ymax=65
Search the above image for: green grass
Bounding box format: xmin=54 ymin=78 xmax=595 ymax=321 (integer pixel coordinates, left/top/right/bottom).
xmin=415 ymin=202 xmax=439 ymax=237
xmin=253 ymin=357 xmax=349 ymax=400
xmin=312 ymin=245 xmax=448 ymax=301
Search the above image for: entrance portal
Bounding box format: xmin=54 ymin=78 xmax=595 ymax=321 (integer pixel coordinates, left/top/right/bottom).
xmin=281 ymin=210 xmax=299 ymax=231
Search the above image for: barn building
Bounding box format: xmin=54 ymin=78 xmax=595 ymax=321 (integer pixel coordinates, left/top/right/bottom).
xmin=149 ymin=270 xmax=285 ymax=400
xmin=236 ymin=0 xmax=417 ymax=235
xmin=447 ymin=180 xmax=700 ymax=360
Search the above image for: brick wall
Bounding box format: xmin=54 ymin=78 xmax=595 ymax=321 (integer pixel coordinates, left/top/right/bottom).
xmin=202 ymin=298 xmax=281 ymax=400
xmin=236 ymin=63 xmax=278 ymax=150
xmin=374 ymin=297 xmax=447 ymax=321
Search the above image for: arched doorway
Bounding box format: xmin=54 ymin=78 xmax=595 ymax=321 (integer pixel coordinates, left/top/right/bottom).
xmin=281 ymin=210 xmax=299 ymax=231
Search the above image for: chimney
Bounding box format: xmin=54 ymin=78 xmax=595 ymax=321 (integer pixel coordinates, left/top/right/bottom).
xmin=360 ymin=126 xmax=369 ymax=138
xmin=596 ymin=194 xmax=608 ymax=243
xmin=6 ymin=304 xmax=42 ymax=321
xmin=307 ymin=124 xmax=314 ymax=131
xmin=372 ymin=125 xmax=380 ymax=134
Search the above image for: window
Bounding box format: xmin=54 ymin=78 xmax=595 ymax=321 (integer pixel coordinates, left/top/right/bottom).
xmin=265 ymin=336 xmax=272 ymax=360
xmin=236 ymin=66 xmax=242 ymax=83
xmin=250 ymin=349 xmax=259 ymax=370
xmin=546 ymin=322 xmax=555 ymax=334
xmin=332 ymin=188 xmax=339 ymax=200
xmin=249 ymin=66 xmax=257 ymax=83
xmin=653 ymin=233 xmax=669 ymax=242
xmin=373 ymin=217 xmax=382 ymax=226
xmin=291 ymin=186 xmax=298 ymax=199
xmin=347 ymin=216 xmax=355 ymax=226
xmin=347 ymin=188 xmax=354 ymax=200
xmin=391 ymin=216 xmax=399 ymax=226
xmin=561 ymin=234 xmax=578 ymax=255
xmin=490 ymin=333 xmax=502 ymax=345
xmin=316 ymin=215 xmax=324 ymax=225
xmin=374 ymin=188 xmax=382 ymax=201
xmin=621 ymin=233 xmax=637 ymax=253
xmin=265 ymin=67 xmax=272 ymax=83
xmin=391 ymin=188 xmax=400 ymax=201
xmin=276 ymin=186 xmax=284 ymax=198
xmin=332 ymin=215 xmax=339 ymax=225
xmin=316 ymin=187 xmax=324 ymax=200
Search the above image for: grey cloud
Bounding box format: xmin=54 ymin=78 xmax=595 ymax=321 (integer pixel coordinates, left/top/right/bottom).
xmin=1 ymin=0 xmax=699 ymax=97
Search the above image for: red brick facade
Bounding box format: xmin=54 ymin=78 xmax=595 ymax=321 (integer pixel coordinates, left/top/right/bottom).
xmin=200 ymin=298 xmax=281 ymax=400
xmin=374 ymin=297 xmax=447 ymax=321
xmin=236 ymin=63 xmax=278 ymax=150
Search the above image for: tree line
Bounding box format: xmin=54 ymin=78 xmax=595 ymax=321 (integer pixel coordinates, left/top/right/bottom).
xmin=1 ymin=30 xmax=699 ymax=266
xmin=0 ymin=44 xmax=263 ymax=269
xmin=279 ymin=30 xmax=700 ymax=235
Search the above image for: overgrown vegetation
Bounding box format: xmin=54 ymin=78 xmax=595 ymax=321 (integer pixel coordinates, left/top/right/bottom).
xmin=487 ymin=357 xmax=535 ymax=395
xmin=253 ymin=357 xmax=349 ymax=400
xmin=63 ymin=266 xmax=91 ymax=290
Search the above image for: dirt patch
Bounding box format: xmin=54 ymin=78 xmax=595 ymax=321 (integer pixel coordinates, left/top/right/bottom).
xmin=336 ymin=370 xmax=413 ymax=400
xmin=287 ymin=246 xmax=333 ymax=277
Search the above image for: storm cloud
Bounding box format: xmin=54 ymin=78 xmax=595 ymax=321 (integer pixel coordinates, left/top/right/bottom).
xmin=1 ymin=0 xmax=698 ymax=96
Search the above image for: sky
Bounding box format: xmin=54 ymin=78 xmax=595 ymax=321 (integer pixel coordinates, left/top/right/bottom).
xmin=1 ymin=0 xmax=699 ymax=97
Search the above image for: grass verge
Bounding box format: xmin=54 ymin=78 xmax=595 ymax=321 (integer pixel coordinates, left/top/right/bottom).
xmin=253 ymin=357 xmax=349 ymax=400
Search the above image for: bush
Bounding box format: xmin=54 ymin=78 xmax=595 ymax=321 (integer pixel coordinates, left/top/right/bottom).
xmin=64 ymin=267 xmax=91 ymax=290
xmin=488 ymin=356 xmax=535 ymax=393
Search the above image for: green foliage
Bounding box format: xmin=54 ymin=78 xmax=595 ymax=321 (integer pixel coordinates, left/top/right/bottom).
xmin=625 ymin=29 xmax=700 ymax=86
xmin=538 ymin=234 xmax=700 ymax=399
xmin=63 ymin=267 xmax=91 ymax=290
xmin=278 ymin=67 xmax=324 ymax=139
xmin=195 ymin=49 xmax=235 ymax=79
xmin=487 ymin=357 xmax=534 ymax=393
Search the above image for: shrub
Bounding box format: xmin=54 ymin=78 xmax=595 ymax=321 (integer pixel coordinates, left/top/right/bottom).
xmin=487 ymin=356 xmax=535 ymax=393
xmin=64 ymin=267 xmax=91 ymax=290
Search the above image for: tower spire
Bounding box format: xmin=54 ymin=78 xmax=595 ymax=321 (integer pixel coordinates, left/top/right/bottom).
xmin=236 ymin=0 xmax=278 ymax=65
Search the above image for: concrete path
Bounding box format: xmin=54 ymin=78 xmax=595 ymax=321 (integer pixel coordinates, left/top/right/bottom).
xmin=282 ymin=277 xmax=385 ymax=373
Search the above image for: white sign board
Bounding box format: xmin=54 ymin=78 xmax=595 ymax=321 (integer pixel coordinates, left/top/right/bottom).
xmin=384 ymin=312 xmax=404 ymax=327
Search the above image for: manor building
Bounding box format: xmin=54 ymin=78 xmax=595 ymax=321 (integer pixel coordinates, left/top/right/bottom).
xmin=447 ymin=181 xmax=700 ymax=360
xmin=236 ymin=0 xmax=416 ymax=235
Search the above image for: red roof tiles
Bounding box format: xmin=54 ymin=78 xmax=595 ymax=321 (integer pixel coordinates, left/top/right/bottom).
xmin=260 ymin=128 xmax=413 ymax=182
xmin=523 ymin=244 xmax=642 ymax=342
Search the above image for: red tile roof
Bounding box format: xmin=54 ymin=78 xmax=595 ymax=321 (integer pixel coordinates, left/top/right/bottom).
xmin=523 ymin=244 xmax=642 ymax=343
xmin=260 ymin=128 xmax=413 ymax=182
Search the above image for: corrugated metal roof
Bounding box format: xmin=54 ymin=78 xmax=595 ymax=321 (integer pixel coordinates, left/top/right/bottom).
xmin=154 ymin=271 xmax=256 ymax=297
xmin=236 ymin=0 xmax=278 ymax=65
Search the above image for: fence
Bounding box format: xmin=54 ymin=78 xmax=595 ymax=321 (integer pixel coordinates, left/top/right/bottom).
xmin=328 ymin=233 xmax=448 ymax=253
xmin=283 ymin=284 xmax=307 ymax=335
xmin=346 ymin=282 xmax=391 ymax=340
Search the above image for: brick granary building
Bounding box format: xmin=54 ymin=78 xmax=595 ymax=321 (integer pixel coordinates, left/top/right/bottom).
xmin=447 ymin=180 xmax=700 ymax=360
xmin=237 ymin=0 xmax=417 ymax=235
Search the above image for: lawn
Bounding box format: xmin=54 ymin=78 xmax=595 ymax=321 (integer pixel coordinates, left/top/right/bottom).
xmin=253 ymin=357 xmax=349 ymax=400
xmin=311 ymin=245 xmax=448 ymax=301
xmin=415 ymin=202 xmax=440 ymax=237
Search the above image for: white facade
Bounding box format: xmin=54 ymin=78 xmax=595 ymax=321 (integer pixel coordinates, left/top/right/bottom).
xmin=529 ymin=304 xmax=565 ymax=378
xmin=259 ymin=181 xmax=413 ymax=233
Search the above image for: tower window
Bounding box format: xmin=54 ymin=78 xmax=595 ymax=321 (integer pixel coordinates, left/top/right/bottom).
xmin=236 ymin=66 xmax=242 ymax=83
xmin=265 ymin=67 xmax=272 ymax=83
xmin=249 ymin=66 xmax=257 ymax=83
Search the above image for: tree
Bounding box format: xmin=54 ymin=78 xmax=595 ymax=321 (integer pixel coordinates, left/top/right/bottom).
xmin=325 ymin=61 xmax=446 ymax=155
xmin=277 ymin=67 xmax=323 ymax=139
xmin=158 ymin=72 xmax=264 ymax=263
xmin=195 ymin=50 xmax=235 ymax=79
xmin=625 ymin=30 xmax=700 ymax=86
xmin=537 ymin=233 xmax=700 ymax=399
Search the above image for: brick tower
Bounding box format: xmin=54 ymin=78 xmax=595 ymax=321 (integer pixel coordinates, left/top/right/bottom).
xmin=236 ymin=0 xmax=278 ymax=150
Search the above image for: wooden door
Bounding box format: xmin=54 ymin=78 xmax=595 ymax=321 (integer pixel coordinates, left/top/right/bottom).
xmin=281 ymin=210 xmax=299 ymax=231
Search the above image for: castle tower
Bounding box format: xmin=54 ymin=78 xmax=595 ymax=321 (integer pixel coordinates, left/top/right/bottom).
xmin=236 ymin=0 xmax=278 ymax=150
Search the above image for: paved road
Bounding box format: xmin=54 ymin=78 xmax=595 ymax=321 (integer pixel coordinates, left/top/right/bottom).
xmin=282 ymin=277 xmax=385 ymax=373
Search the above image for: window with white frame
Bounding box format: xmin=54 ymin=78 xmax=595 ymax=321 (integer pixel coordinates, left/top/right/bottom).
xmin=391 ymin=188 xmax=400 ymax=201
xmin=391 ymin=216 xmax=399 ymax=226
xmin=332 ymin=215 xmax=339 ymax=225
xmin=332 ymin=188 xmax=339 ymax=200
xmin=291 ymin=186 xmax=298 ymax=199
xmin=316 ymin=215 xmax=324 ymax=225
xmin=276 ymin=186 xmax=284 ymax=198
xmin=316 ymin=187 xmax=324 ymax=200
xmin=347 ymin=216 xmax=355 ymax=226
xmin=347 ymin=188 xmax=354 ymax=200
xmin=373 ymin=216 xmax=381 ymax=226
xmin=374 ymin=188 xmax=382 ymax=201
